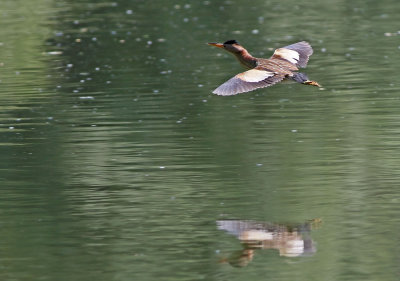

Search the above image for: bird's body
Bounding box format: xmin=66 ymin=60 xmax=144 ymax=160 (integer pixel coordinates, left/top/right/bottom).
xmin=208 ymin=40 xmax=320 ymax=96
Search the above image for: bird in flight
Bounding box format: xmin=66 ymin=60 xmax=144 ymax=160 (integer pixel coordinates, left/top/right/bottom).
xmin=208 ymin=40 xmax=320 ymax=96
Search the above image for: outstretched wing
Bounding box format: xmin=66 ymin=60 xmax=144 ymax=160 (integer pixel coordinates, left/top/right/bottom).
xmin=271 ymin=41 xmax=313 ymax=68
xmin=212 ymin=68 xmax=285 ymax=96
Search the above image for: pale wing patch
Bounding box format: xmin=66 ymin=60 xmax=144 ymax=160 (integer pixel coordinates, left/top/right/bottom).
xmin=275 ymin=41 xmax=313 ymax=68
xmin=236 ymin=69 xmax=274 ymax=82
xmin=212 ymin=73 xmax=285 ymax=96
xmin=273 ymin=48 xmax=300 ymax=64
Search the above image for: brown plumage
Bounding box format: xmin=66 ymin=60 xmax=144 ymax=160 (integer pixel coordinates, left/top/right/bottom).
xmin=208 ymin=40 xmax=320 ymax=96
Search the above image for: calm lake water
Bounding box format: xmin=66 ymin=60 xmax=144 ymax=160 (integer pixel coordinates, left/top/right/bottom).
xmin=1 ymin=0 xmax=400 ymax=280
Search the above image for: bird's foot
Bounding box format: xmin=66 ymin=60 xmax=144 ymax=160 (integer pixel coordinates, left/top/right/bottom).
xmin=304 ymin=80 xmax=321 ymax=87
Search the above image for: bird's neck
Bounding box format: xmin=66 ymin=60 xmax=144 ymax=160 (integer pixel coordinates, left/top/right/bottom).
xmin=234 ymin=49 xmax=257 ymax=69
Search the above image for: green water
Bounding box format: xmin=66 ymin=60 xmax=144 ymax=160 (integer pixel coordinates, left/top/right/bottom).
xmin=1 ymin=0 xmax=400 ymax=280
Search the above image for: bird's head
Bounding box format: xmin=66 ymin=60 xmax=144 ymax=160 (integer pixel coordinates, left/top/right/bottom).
xmin=208 ymin=40 xmax=245 ymax=54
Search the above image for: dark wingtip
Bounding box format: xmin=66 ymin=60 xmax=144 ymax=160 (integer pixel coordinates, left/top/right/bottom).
xmin=223 ymin=39 xmax=239 ymax=45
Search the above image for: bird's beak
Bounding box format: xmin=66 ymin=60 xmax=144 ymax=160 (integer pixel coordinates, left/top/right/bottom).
xmin=207 ymin=42 xmax=224 ymax=48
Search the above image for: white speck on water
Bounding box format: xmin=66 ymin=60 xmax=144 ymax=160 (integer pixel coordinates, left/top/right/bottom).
xmin=91 ymin=124 xmax=96 ymax=127
xmin=80 ymin=80 xmax=85 ymax=83
xmin=47 ymin=51 xmax=63 ymax=55
xmin=202 ymin=99 xmax=207 ymax=103
xmin=321 ymin=48 xmax=327 ymax=53
xmin=252 ymin=29 xmax=259 ymax=34
xmin=79 ymin=96 xmax=94 ymax=99
xmin=73 ymin=89 xmax=79 ymax=93
xmin=106 ymin=81 xmax=111 ymax=84
xmin=159 ymin=166 xmax=165 ymax=169
xmin=73 ymin=20 xmax=79 ymax=24
xmin=291 ymin=129 xmax=297 ymax=133
xmin=256 ymin=163 xmax=263 ymax=167
xmin=126 ymin=9 xmax=133 ymax=14
xmin=153 ymin=89 xmax=159 ymax=93
xmin=147 ymin=41 xmax=152 ymax=45
xmin=95 ymin=67 xmax=100 ymax=71
xmin=67 ymin=64 xmax=73 ymax=68
xmin=198 ymin=84 xmax=203 ymax=87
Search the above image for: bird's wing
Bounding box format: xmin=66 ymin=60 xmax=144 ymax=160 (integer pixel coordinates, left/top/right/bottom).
xmin=271 ymin=41 xmax=313 ymax=68
xmin=212 ymin=68 xmax=285 ymax=96
xmin=217 ymin=220 xmax=277 ymax=237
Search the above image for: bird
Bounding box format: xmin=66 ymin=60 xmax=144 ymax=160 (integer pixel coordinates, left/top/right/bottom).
xmin=208 ymin=40 xmax=321 ymax=96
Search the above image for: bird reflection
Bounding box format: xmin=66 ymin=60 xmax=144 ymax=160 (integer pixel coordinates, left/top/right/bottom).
xmin=217 ymin=219 xmax=321 ymax=267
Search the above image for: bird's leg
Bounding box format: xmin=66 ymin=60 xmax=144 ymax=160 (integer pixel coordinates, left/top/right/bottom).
xmin=292 ymin=72 xmax=321 ymax=87
xmin=303 ymin=80 xmax=321 ymax=87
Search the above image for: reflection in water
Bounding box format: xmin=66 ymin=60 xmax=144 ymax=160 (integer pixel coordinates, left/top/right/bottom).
xmin=217 ymin=219 xmax=321 ymax=267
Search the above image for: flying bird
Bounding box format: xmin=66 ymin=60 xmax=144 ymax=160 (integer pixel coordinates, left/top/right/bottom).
xmin=208 ymin=40 xmax=320 ymax=96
